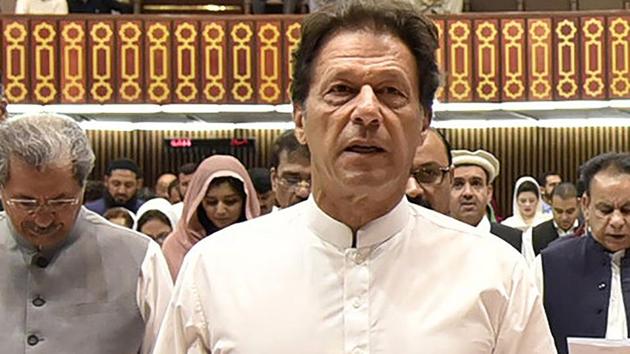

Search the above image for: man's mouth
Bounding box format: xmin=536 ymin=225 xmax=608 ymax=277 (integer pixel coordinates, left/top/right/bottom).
xmin=345 ymin=144 xmax=385 ymax=154
xmin=24 ymin=223 xmax=62 ymax=237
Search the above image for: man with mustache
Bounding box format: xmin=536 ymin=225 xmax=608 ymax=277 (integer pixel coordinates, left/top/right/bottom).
xmin=449 ymin=149 xmax=522 ymax=252
xmin=535 ymin=152 xmax=630 ymax=354
xmin=154 ymin=1 xmax=555 ymax=352
xmin=0 ymin=113 xmax=172 ymax=353
xmin=405 ymin=128 xmax=452 ymax=214
xmin=85 ymin=158 xmax=145 ymax=215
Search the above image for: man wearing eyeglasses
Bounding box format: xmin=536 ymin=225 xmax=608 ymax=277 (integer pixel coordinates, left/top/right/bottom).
xmin=534 ymin=152 xmax=630 ymax=354
xmin=449 ymin=149 xmax=522 ymax=252
xmin=269 ymin=129 xmax=311 ymax=209
xmin=405 ymin=128 xmax=452 ymax=215
xmin=0 ymin=113 xmax=172 ymax=354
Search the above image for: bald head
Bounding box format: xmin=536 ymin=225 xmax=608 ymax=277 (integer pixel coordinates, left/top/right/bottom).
xmin=155 ymin=173 xmax=177 ymax=198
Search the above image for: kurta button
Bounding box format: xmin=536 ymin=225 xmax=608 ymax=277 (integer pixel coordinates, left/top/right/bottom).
xmin=597 ymin=308 xmax=604 ymax=314
xmin=598 ymin=283 xmax=606 ymax=290
xmin=352 ymin=298 xmax=361 ymax=309
xmin=27 ymin=334 xmax=39 ymax=346
xmin=32 ymin=297 xmax=45 ymax=307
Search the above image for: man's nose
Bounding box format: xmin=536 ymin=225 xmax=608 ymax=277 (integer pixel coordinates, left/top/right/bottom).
xmin=295 ymin=183 xmax=310 ymax=198
xmin=350 ymin=85 xmax=382 ymax=127
xmin=33 ymin=210 xmax=55 ymax=228
xmin=406 ymin=177 xmax=424 ymax=198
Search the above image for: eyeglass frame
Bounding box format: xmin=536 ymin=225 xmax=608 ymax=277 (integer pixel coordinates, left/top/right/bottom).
xmin=410 ymin=163 xmax=452 ymax=186
xmin=275 ymin=175 xmax=311 ymax=190
xmin=4 ymin=196 xmax=81 ymax=214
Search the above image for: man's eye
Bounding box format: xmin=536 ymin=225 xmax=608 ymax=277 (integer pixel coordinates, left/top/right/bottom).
xmin=329 ymin=85 xmax=352 ymax=94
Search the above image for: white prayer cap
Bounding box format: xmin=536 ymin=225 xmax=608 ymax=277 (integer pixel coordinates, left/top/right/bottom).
xmin=451 ymin=149 xmax=500 ymax=183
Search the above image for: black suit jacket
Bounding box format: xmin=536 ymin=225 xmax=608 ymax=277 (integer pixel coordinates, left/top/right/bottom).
xmin=489 ymin=223 xmax=522 ymax=252
xmin=532 ymin=219 xmax=560 ymax=256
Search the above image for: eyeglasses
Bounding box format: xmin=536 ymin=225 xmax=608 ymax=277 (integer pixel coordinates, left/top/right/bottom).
xmin=277 ymin=175 xmax=311 ymax=190
xmin=5 ymin=197 xmax=80 ymax=214
xmin=411 ymin=164 xmax=451 ymax=185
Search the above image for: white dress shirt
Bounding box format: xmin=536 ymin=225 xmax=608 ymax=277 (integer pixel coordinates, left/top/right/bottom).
xmin=475 ymin=215 xmax=492 ymax=232
xmin=137 ymin=240 xmax=175 ymax=354
xmin=553 ymin=219 xmax=579 ymax=238
xmin=155 ymin=197 xmax=556 ymax=354
xmin=533 ymin=250 xmax=628 ymax=339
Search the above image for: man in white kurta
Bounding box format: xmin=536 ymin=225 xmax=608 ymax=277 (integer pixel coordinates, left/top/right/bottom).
xmin=154 ymin=0 xmax=556 ymax=352
xmin=157 ymin=197 xmax=555 ymax=353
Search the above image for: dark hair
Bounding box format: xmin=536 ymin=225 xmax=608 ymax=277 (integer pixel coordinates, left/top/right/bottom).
xmin=107 ymin=158 xmax=141 ymax=176
xmin=551 ymin=182 xmax=577 ymax=200
xmin=197 ymin=176 xmax=247 ymax=235
xmin=581 ymin=152 xmax=630 ymax=196
xmin=83 ymin=180 xmax=105 ymax=203
xmin=291 ymin=0 xmax=440 ymax=114
xmin=269 ymin=129 xmax=310 ymax=169
xmin=517 ymin=181 xmax=540 ymax=198
xmin=178 ymin=162 xmax=198 ymax=176
xmin=430 ymin=128 xmax=452 ymax=167
xmin=103 ymin=207 xmax=135 ymax=228
xmin=137 ymin=209 xmax=173 ymax=231
xmin=538 ymin=171 xmax=560 ymax=187
xmin=248 ymin=167 xmax=272 ymax=194
xmin=167 ymin=178 xmax=179 ymax=195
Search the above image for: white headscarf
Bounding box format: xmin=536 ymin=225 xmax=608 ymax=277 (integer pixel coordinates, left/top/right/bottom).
xmin=135 ymin=198 xmax=178 ymax=230
xmin=501 ymin=176 xmax=550 ymax=231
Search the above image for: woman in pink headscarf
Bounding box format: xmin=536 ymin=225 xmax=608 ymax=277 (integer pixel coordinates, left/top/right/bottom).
xmin=162 ymin=155 xmax=260 ymax=279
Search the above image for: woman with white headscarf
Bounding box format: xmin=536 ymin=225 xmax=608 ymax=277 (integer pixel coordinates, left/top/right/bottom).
xmin=136 ymin=198 xmax=178 ymax=246
xmin=502 ymin=176 xmax=552 ymax=264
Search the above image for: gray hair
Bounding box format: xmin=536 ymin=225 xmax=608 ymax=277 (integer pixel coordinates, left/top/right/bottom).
xmin=0 ymin=113 xmax=95 ymax=187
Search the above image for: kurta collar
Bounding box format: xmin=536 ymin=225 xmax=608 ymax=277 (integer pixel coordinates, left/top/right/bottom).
xmin=7 ymin=207 xmax=84 ymax=266
xmin=475 ymin=215 xmax=492 ymax=233
xmin=304 ymin=196 xmax=410 ymax=250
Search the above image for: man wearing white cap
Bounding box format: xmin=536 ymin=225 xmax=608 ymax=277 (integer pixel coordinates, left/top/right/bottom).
xmin=449 ymin=149 xmax=522 ymax=251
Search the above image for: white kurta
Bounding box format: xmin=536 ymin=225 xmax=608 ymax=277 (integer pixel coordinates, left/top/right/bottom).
xmin=155 ymin=197 xmax=556 ymax=354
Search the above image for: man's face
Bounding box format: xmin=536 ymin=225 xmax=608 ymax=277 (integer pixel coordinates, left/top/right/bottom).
xmin=551 ymin=195 xmax=580 ymax=232
xmin=1 ymin=157 xmax=83 ymax=250
xmin=583 ymin=170 xmax=630 ymax=252
xmin=449 ymin=165 xmax=492 ymax=226
xmin=104 ymin=169 xmax=139 ymax=205
xmin=257 ymin=190 xmax=276 ymax=215
xmin=271 ymin=151 xmax=311 ymax=208
xmin=155 ymin=173 xmax=176 ymax=198
xmin=543 ymin=175 xmax=562 ymax=199
xmin=294 ymin=30 xmax=425 ymax=205
xmin=178 ymin=172 xmax=194 ymax=200
xmin=405 ymin=131 xmax=451 ymax=215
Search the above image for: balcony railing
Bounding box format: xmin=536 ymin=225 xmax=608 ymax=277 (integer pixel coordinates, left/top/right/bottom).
xmin=1 ymin=11 xmax=629 ymax=105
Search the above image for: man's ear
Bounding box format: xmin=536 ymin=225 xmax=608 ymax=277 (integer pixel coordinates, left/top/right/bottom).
xmin=422 ymin=107 xmax=432 ymax=132
xmin=293 ymin=104 xmax=307 ymax=145
xmin=270 ymin=167 xmax=278 ymax=193
xmin=487 ymin=184 xmax=494 ymax=201
xmin=581 ymin=193 xmax=591 ymax=221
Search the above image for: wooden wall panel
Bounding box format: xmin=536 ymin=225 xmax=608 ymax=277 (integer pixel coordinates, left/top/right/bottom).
xmin=256 ymin=20 xmax=282 ymax=104
xmin=31 ymin=19 xmax=58 ymax=104
xmin=145 ymin=20 xmax=172 ymax=104
xmin=527 ymin=18 xmax=553 ymax=100
xmin=60 ymin=20 xmax=87 ymax=103
xmin=228 ymin=19 xmax=255 ymax=103
xmin=608 ymin=16 xmax=630 ymax=99
xmin=473 ymin=19 xmax=500 ymax=102
xmin=88 ymin=20 xmax=115 ymax=103
xmin=446 ymin=19 xmax=473 ymax=101
xmin=173 ymin=20 xmax=200 ymax=103
xmin=554 ymin=16 xmax=581 ymax=100
xmin=501 ymin=18 xmax=527 ymax=101
xmin=3 ymin=18 xmax=30 ymax=103
xmin=282 ymin=17 xmax=301 ymax=103
xmin=117 ymin=19 xmax=143 ymax=103
xmin=201 ymin=20 xmax=228 ymax=103
xmin=85 ymin=126 xmax=629 ymax=219
xmin=2 ymin=13 xmax=629 ymax=104
xmin=581 ymin=16 xmax=607 ymax=99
